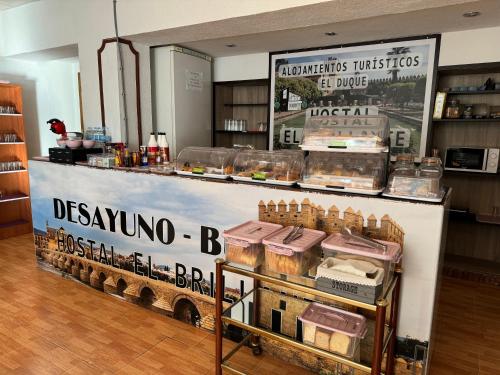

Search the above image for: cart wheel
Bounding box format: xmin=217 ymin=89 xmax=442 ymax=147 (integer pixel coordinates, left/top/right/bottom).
xmin=252 ymin=346 xmax=262 ymax=356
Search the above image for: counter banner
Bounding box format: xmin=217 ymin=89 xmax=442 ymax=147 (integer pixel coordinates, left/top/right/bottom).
xmin=30 ymin=161 xmax=448 ymax=371
xmin=269 ymin=36 xmax=439 ymax=160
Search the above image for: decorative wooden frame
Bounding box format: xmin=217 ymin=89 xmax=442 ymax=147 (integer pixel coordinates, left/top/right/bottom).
xmin=97 ymin=37 xmax=142 ymax=145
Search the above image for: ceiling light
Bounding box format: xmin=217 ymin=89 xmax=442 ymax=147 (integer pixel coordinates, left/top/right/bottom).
xmin=325 ymin=32 xmax=337 ymax=36
xmin=225 ymin=44 xmax=237 ymax=48
xmin=463 ymin=11 xmax=481 ymax=17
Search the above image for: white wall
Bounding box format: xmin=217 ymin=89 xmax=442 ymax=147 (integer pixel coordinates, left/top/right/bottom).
xmin=439 ymin=26 xmax=500 ymax=66
xmin=0 ymin=57 xmax=81 ymax=157
xmin=213 ymin=53 xmax=269 ymax=82
xmin=211 ymin=28 xmax=500 ymax=84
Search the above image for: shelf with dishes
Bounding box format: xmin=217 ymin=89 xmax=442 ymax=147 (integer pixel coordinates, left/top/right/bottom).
xmin=443 ymin=89 xmax=500 ymax=95
xmin=215 ymin=130 xmax=267 ymax=135
xmin=0 ymin=113 xmax=22 ymax=117
xmin=0 ymin=192 xmax=30 ymax=203
xmin=216 ymin=219 xmax=403 ymax=375
xmin=223 ymin=103 xmax=268 ymax=107
xmin=433 ymin=118 xmax=500 ymax=123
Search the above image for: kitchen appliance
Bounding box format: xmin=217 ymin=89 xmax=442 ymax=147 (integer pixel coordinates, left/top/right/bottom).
xmin=151 ymin=46 xmax=212 ymax=161
xmin=444 ymin=147 xmax=499 ymax=173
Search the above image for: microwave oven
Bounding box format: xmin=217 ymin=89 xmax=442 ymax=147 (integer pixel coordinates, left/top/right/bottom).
xmin=444 ymin=147 xmax=499 ymax=173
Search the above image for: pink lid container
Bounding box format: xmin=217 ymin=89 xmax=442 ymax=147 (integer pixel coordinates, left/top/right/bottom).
xmin=322 ymin=233 xmax=401 ymax=261
xmin=223 ymin=221 xmax=283 ymax=244
xmin=299 ymin=302 xmax=367 ymax=338
xmin=262 ymin=226 xmax=326 ymax=255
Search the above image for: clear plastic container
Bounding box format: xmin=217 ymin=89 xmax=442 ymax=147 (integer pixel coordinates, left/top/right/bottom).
xmin=392 ymin=154 xmax=417 ymax=176
xmin=299 ymin=302 xmax=367 ymax=358
xmin=175 ymin=147 xmax=238 ymax=179
xmin=321 ymin=233 xmax=401 ymax=294
xmin=223 ymin=221 xmax=283 ymax=267
xmin=300 ymin=152 xmax=388 ymax=194
xmin=262 ymin=226 xmax=326 ymax=275
xmin=232 ymin=150 xmax=304 ymax=185
xmin=300 ymin=115 xmax=389 ymax=152
xmin=87 ymin=153 xmax=115 ymax=168
xmin=385 ymin=157 xmax=443 ymax=199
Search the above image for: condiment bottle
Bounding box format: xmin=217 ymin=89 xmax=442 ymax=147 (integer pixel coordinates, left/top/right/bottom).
xmin=158 ymin=132 xmax=170 ymax=163
xmin=123 ymin=148 xmax=131 ymax=168
xmin=147 ymin=132 xmax=158 ymax=165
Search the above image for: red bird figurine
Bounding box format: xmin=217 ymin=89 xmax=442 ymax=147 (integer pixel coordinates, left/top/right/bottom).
xmin=47 ymin=118 xmax=67 ymax=139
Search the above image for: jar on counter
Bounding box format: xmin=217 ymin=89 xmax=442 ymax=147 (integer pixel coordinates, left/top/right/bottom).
xmin=419 ymin=157 xmax=443 ymax=178
xmin=444 ymin=100 xmax=461 ymax=119
xmin=393 ymin=154 xmax=417 ymax=177
xmin=418 ymin=157 xmax=443 ymax=196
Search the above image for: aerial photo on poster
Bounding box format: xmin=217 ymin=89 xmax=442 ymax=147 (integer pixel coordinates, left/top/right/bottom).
xmin=270 ymin=38 xmax=437 ymax=160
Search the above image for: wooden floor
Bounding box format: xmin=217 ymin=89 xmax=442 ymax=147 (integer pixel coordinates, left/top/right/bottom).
xmin=0 ymin=234 xmax=499 ymax=374
xmin=0 ymin=234 xmax=306 ymax=374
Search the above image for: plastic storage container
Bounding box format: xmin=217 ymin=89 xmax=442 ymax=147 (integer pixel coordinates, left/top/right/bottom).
xmin=299 ymin=115 xmax=389 ymax=153
xmin=262 ymin=226 xmax=326 ymax=275
xmin=299 ymin=152 xmax=388 ymax=195
xmin=223 ymin=221 xmax=283 ymax=268
xmin=176 ymin=147 xmax=237 ymax=179
xmin=299 ymin=302 xmax=367 ymax=358
xmin=384 ymin=156 xmax=444 ymax=202
xmin=87 ymin=153 xmax=115 ymax=168
xmin=321 ymin=232 xmax=401 ymax=296
xmin=231 ymin=150 xmax=304 ymax=186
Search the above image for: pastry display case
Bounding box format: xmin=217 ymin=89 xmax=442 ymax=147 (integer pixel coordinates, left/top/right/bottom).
xmin=175 ymin=146 xmax=237 ymax=179
xmin=383 ymin=156 xmax=445 ymax=202
xmin=299 ymin=302 xmax=367 ymax=358
xmin=321 ymin=230 xmax=401 ymax=296
xmin=231 ymin=149 xmax=304 ymax=186
xmin=262 ymin=226 xmax=326 ymax=275
xmin=299 ymin=152 xmax=388 ymax=195
xmin=223 ymin=220 xmax=283 ymax=268
xmin=299 ymin=115 xmax=389 ymax=153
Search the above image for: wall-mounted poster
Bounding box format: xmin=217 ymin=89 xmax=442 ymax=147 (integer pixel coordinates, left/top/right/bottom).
xmin=269 ymin=36 xmax=439 ymax=160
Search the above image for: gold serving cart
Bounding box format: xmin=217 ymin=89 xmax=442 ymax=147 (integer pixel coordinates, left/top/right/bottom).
xmin=215 ymin=260 xmax=401 ymax=375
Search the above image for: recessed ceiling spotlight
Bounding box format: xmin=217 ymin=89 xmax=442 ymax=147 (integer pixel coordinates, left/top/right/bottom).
xmin=325 ymin=32 xmax=337 ymax=36
xmin=225 ymin=43 xmax=237 ymax=48
xmin=463 ymin=11 xmax=481 ymax=17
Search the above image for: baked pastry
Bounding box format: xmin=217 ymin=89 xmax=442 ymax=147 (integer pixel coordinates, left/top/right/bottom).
xmin=226 ymin=243 xmax=264 ymax=267
xmin=315 ymin=329 xmax=331 ymax=351
xmin=303 ymin=323 xmax=316 ymax=344
xmin=330 ymin=332 xmax=351 ymax=355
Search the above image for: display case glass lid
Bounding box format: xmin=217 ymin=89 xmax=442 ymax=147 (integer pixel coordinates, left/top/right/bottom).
xmin=223 ymin=220 xmax=283 ymax=244
xmin=175 ymin=146 xmax=237 ymax=176
xmin=300 ymin=115 xmax=389 ymax=152
xmin=299 ymin=302 xmax=367 ymax=338
xmin=232 ymin=149 xmax=304 ymax=183
xmin=322 ymin=233 xmax=401 ymax=261
xmin=262 ymin=226 xmax=326 ymax=253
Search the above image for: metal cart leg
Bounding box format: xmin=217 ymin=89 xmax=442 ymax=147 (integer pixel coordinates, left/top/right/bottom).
xmin=250 ymin=277 xmax=262 ymax=355
xmin=386 ymin=271 xmax=401 ymax=375
xmin=215 ymin=259 xmax=225 ymax=375
xmin=372 ymin=298 xmax=388 ymax=375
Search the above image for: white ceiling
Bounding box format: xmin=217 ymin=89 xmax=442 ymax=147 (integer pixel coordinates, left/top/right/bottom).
xmin=0 ymin=0 xmax=38 ymax=11
xmin=128 ymin=0 xmax=500 ymax=57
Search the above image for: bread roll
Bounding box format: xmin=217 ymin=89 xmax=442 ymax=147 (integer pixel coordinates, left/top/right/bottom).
xmin=329 ymin=332 xmax=351 ymax=355
xmin=315 ymin=329 xmax=331 ymax=351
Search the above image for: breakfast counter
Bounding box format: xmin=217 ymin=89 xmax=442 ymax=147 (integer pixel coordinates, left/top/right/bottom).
xmin=29 ymin=159 xmax=450 ymax=371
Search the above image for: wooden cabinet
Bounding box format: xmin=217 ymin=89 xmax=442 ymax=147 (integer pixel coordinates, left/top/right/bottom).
xmin=431 ymin=63 xmax=500 ymax=263
xmin=0 ymin=84 xmax=32 ymax=239
xmin=213 ymin=80 xmax=270 ymax=150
